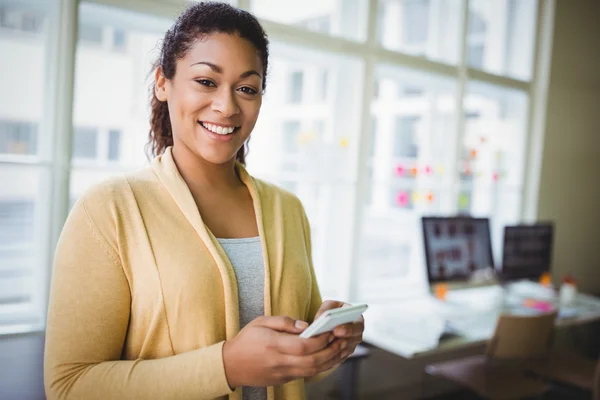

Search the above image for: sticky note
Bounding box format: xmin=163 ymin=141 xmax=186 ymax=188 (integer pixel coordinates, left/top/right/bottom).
xmin=396 ymin=191 xmax=409 ymax=207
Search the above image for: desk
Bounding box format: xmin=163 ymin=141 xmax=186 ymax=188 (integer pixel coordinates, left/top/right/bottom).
xmin=363 ymin=281 xmax=600 ymax=359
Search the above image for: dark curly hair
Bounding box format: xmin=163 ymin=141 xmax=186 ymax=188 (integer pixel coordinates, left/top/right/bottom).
xmin=147 ymin=1 xmax=269 ymax=164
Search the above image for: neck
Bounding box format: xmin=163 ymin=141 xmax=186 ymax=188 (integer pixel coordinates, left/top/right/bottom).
xmin=171 ymin=142 xmax=242 ymax=193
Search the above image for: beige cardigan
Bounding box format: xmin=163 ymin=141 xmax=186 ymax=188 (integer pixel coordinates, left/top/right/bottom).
xmin=44 ymin=147 xmax=327 ymax=400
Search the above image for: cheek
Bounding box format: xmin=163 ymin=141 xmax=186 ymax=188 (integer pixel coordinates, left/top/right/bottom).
xmin=241 ymin=99 xmax=262 ymax=125
xmin=173 ymin=88 xmax=208 ymax=120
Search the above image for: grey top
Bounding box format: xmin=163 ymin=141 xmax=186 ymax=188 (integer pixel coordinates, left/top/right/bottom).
xmin=217 ymin=236 xmax=266 ymax=400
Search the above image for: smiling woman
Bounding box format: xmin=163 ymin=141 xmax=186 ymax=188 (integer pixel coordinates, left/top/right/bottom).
xmin=43 ymin=3 xmax=364 ymax=400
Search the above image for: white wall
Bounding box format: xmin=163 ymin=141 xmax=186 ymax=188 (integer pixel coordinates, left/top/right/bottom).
xmin=537 ymin=0 xmax=600 ymax=294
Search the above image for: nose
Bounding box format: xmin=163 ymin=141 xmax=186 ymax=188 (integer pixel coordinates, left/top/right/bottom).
xmin=211 ymin=87 xmax=240 ymax=117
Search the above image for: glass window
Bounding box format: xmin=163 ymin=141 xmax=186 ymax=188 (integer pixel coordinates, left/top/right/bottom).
xmin=250 ymin=0 xmax=368 ymax=42
xmin=112 ymin=28 xmax=126 ymax=50
xmin=0 ymin=2 xmax=49 ymax=329
xmin=288 ymin=71 xmax=304 ymax=103
xmin=72 ymin=127 xmax=98 ymax=159
xmin=78 ymin=24 xmax=103 ymax=45
xmin=467 ymin=0 xmax=537 ymax=80
xmin=461 ymin=82 xmax=528 ymax=258
xmin=377 ymin=0 xmax=462 ymax=65
xmin=393 ymin=116 xmax=419 ymax=158
xmin=71 ymin=3 xmax=170 ymax=200
xmin=282 ymin=120 xmax=301 ymax=154
xmin=0 ymin=120 xmax=38 ymax=155
xmin=358 ymin=65 xmax=457 ymax=298
xmin=107 ymin=129 xmax=121 ymax=161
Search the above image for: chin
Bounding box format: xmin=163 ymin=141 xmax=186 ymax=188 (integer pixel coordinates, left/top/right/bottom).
xmin=195 ymin=149 xmax=239 ymax=166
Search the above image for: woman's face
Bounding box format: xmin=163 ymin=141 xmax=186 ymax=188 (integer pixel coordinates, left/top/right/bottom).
xmin=155 ymin=32 xmax=263 ymax=165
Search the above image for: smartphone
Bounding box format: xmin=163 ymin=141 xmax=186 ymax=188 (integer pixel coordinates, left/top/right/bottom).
xmin=299 ymin=304 xmax=368 ymax=339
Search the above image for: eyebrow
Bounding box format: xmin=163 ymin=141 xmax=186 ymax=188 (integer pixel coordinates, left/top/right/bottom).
xmin=190 ymin=61 xmax=262 ymax=79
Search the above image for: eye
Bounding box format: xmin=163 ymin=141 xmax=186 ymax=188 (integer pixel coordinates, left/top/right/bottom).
xmin=195 ymin=79 xmax=216 ymax=87
xmin=238 ymin=86 xmax=258 ymax=95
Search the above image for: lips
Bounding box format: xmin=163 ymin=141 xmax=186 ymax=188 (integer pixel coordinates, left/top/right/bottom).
xmin=198 ymin=121 xmax=238 ymax=142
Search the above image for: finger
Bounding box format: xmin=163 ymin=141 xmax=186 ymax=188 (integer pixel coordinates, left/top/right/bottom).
xmin=314 ymin=300 xmax=345 ymax=320
xmin=283 ymin=339 xmax=346 ymax=377
xmin=251 ymin=315 xmax=309 ymax=334
xmin=333 ymin=320 xmax=365 ymax=338
xmin=276 ymin=332 xmax=333 ymax=356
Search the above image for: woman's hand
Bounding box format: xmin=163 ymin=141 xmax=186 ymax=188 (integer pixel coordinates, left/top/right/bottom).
xmin=313 ymin=300 xmax=365 ymax=366
xmin=222 ymin=316 xmax=344 ymax=388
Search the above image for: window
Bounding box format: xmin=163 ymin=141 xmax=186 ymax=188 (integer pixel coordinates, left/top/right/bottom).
xmin=0 ymin=1 xmax=50 ymax=331
xmin=250 ymin=0 xmax=368 ymax=41
xmin=0 ymin=120 xmax=38 ymax=155
xmin=78 ymin=24 xmax=103 ymax=45
xmin=107 ymin=129 xmax=121 ymax=161
xmin=378 ymin=0 xmax=462 ymax=64
xmin=2 ymin=0 xmax=548 ymax=334
xmin=72 ymin=127 xmax=98 ymax=159
xmin=467 ymin=0 xmax=538 ymax=80
xmin=282 ymin=121 xmax=301 ymax=154
xmin=69 ymin=4 xmax=170 ymax=202
xmin=359 ymin=65 xmax=457 ymax=297
xmin=393 ymin=117 xmax=419 ymax=158
xmin=0 ymin=6 xmax=44 ymax=34
xmin=287 ymin=71 xmax=304 ymax=103
xmin=112 ymin=28 xmax=126 ymax=50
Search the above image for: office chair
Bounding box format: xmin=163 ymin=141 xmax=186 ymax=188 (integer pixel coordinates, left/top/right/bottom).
xmin=425 ymin=312 xmax=557 ymax=400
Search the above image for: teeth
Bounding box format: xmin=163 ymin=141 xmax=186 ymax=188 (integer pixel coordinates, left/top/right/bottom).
xmin=201 ymin=122 xmax=235 ymax=135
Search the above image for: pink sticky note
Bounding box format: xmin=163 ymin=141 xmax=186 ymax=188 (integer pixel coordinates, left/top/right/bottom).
xmin=395 ymin=164 xmax=405 ymax=176
xmin=425 ymin=165 xmax=433 ymax=175
xmin=493 ymin=172 xmax=499 ymax=182
xmin=396 ymin=191 xmax=409 ymax=207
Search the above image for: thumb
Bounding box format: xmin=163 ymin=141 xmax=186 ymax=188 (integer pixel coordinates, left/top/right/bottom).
xmin=252 ymin=316 xmax=309 ymax=333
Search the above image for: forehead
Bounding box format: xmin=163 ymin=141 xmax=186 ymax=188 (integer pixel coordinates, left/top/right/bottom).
xmin=181 ymin=32 xmax=263 ymax=72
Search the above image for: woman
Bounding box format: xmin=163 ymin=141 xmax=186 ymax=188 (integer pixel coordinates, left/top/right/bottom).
xmin=44 ymin=2 xmax=364 ymax=400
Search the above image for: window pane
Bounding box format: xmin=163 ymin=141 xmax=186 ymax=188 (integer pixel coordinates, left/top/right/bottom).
xmin=0 ymin=2 xmax=50 ymax=329
xmin=0 ymin=166 xmax=48 ymax=327
xmin=250 ymin=0 xmax=368 ymax=42
xmin=71 ymin=3 xmax=170 ymax=199
xmin=72 ymin=127 xmax=98 ymax=159
xmin=377 ymin=0 xmax=462 ymax=65
xmin=0 ymin=120 xmax=38 ymax=155
xmin=108 ymin=129 xmax=121 ymax=161
xmin=467 ymin=0 xmax=537 ymax=80
xmin=358 ymin=65 xmax=457 ymax=300
xmin=461 ymin=82 xmax=528 ymax=258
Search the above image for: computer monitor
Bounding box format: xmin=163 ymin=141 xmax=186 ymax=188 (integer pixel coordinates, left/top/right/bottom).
xmin=500 ymin=223 xmax=554 ymax=282
xmin=422 ymin=216 xmax=495 ymax=284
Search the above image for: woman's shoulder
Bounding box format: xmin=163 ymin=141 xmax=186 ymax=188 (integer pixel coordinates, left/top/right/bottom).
xmin=74 ymin=165 xmax=157 ymax=215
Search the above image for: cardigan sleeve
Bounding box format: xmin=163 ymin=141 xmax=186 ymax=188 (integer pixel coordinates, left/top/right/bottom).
xmin=44 ymin=199 xmax=234 ymax=400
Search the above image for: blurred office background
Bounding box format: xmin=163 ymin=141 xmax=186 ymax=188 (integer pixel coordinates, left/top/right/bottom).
xmin=1 ymin=0 xmax=599 ymax=399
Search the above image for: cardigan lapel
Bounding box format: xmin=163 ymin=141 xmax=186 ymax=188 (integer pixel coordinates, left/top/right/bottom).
xmin=151 ymin=148 xmax=242 ymax=337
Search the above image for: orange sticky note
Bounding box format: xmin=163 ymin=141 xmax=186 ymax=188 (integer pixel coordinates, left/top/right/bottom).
xmin=434 ymin=283 xmax=448 ymax=301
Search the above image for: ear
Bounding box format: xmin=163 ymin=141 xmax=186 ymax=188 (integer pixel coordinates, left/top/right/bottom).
xmin=154 ymin=66 xmax=169 ymax=102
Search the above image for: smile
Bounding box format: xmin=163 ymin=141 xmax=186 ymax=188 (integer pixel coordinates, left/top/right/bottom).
xmin=199 ymin=121 xmax=238 ymax=135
